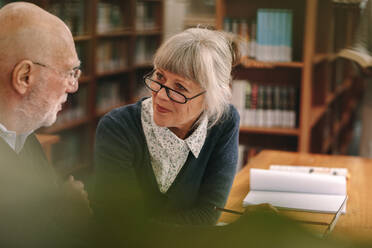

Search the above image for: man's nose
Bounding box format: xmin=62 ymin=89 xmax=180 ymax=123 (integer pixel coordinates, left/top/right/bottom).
xmin=66 ymin=79 xmax=78 ymax=93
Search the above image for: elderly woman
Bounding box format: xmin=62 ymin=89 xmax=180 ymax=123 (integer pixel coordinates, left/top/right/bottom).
xmin=92 ymin=28 xmax=240 ymax=226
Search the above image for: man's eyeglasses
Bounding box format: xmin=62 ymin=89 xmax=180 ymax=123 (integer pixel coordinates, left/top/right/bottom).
xmin=143 ymin=71 xmax=206 ymax=104
xmin=32 ymin=61 xmax=81 ymax=86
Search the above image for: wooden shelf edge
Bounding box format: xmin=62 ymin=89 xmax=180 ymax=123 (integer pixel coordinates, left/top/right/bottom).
xmin=73 ymin=34 xmax=92 ymax=41
xmin=134 ymin=28 xmax=162 ymax=35
xmin=239 ymin=57 xmax=304 ymax=69
xmin=78 ymin=76 xmax=91 ymax=84
xmin=96 ymin=68 xmax=131 ymax=77
xmin=41 ymin=117 xmax=90 ymax=133
xmin=310 ymin=105 xmax=327 ymax=127
xmin=95 ymin=101 xmax=127 ymax=117
xmin=239 ymin=126 xmax=299 ymax=136
xmin=96 ymin=29 xmax=133 ymax=38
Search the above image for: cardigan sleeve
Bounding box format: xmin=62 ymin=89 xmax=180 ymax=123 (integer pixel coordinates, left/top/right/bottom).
xmin=90 ymin=112 xmax=147 ymax=234
xmin=157 ymin=106 xmax=240 ymax=225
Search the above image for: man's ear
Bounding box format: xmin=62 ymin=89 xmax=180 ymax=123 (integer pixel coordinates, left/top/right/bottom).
xmin=12 ymin=60 xmax=34 ymax=95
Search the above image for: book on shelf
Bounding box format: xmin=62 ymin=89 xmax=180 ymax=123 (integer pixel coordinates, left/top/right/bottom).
xmin=223 ymin=17 xmax=256 ymax=59
xmin=97 ymin=2 xmax=124 ymax=33
xmin=136 ymin=1 xmax=157 ymax=31
xmin=256 ymin=8 xmax=292 ymax=62
xmin=338 ymin=48 xmax=372 ymax=69
xmin=243 ymin=168 xmax=347 ymax=214
xmin=48 ymin=0 xmax=85 ymax=36
xmin=231 ymin=80 xmax=297 ymax=128
xmin=96 ymin=79 xmax=125 ymax=112
xmin=135 ymin=37 xmax=158 ymax=65
xmin=223 ymin=8 xmax=292 ymax=62
xmin=96 ymin=39 xmax=128 ymax=73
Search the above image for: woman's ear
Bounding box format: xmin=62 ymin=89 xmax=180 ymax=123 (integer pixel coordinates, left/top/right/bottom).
xmin=11 ymin=60 xmax=34 ymax=95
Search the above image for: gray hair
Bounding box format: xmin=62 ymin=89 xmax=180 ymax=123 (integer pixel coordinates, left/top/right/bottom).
xmin=153 ymin=27 xmax=239 ymax=128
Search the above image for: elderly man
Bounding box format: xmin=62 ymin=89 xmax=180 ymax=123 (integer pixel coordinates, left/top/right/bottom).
xmin=0 ymin=2 xmax=91 ymax=247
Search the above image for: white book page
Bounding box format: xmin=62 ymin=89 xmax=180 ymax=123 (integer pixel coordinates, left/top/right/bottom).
xmin=250 ymin=169 xmax=346 ymax=195
xmin=243 ymin=191 xmax=346 ymax=214
xmin=269 ymin=164 xmax=348 ymax=177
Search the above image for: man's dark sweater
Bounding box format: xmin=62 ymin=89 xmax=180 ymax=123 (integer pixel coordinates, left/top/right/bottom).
xmin=0 ymin=134 xmax=92 ymax=247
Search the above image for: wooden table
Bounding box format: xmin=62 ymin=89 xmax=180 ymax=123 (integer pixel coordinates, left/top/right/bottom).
xmin=220 ymin=150 xmax=372 ymax=241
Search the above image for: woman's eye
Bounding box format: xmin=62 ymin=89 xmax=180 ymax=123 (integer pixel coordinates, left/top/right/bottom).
xmin=176 ymin=83 xmax=187 ymax=92
xmin=155 ymin=72 xmax=164 ymax=81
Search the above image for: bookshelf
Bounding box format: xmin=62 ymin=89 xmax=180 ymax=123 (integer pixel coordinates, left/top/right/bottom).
xmin=0 ymin=0 xmax=163 ymax=175
xmin=217 ymin=0 xmax=364 ymax=156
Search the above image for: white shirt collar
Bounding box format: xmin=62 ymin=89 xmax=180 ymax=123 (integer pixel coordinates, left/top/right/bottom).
xmin=141 ymin=98 xmax=208 ymax=193
xmin=0 ymin=122 xmax=32 ymax=153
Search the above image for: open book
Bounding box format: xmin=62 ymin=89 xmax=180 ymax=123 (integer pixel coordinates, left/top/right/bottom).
xmin=338 ymin=48 xmax=372 ymax=68
xmin=243 ymin=168 xmax=347 ymax=214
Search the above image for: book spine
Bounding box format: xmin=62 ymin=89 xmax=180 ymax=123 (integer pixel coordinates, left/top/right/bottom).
xmin=265 ymin=85 xmax=274 ymax=127
xmin=280 ymin=86 xmax=288 ymax=127
xmin=285 ymin=9 xmax=293 ymax=62
xmin=231 ymin=80 xmax=247 ymax=125
xmin=256 ymin=85 xmax=265 ymax=127
xmin=256 ymin=9 xmax=263 ymax=61
xmin=251 ymin=83 xmax=259 ymax=126
xmin=273 ymin=85 xmax=281 ymax=127
xmin=250 ymin=19 xmax=257 ymax=59
xmin=288 ymin=87 xmax=297 ymax=128
xmin=244 ymin=81 xmax=252 ymax=126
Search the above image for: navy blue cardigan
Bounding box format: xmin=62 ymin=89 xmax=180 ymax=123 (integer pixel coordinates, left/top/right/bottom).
xmin=91 ymin=99 xmax=239 ymax=226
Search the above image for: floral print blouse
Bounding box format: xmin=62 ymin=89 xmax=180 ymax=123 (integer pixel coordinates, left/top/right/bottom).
xmin=141 ymin=98 xmax=208 ymax=193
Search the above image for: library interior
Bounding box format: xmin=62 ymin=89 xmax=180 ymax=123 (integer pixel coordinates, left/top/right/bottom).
xmin=1 ymin=0 xmax=372 ymax=246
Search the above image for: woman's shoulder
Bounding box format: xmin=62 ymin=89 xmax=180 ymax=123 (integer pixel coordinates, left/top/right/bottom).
xmin=214 ymin=104 xmax=240 ymax=128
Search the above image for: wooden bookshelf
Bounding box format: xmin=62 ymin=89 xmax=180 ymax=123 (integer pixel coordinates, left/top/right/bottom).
xmin=0 ymin=0 xmax=164 ymax=175
xmin=217 ymin=0 xmax=363 ymax=154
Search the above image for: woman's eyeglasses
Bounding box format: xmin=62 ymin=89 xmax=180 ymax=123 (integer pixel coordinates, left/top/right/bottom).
xmin=143 ymin=71 xmax=205 ymax=104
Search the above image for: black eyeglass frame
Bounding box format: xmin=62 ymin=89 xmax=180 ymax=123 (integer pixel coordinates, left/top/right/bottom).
xmin=143 ymin=71 xmax=206 ymax=104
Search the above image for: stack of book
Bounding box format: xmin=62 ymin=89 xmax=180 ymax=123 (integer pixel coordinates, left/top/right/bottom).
xmin=231 ymin=80 xmax=297 ymax=128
